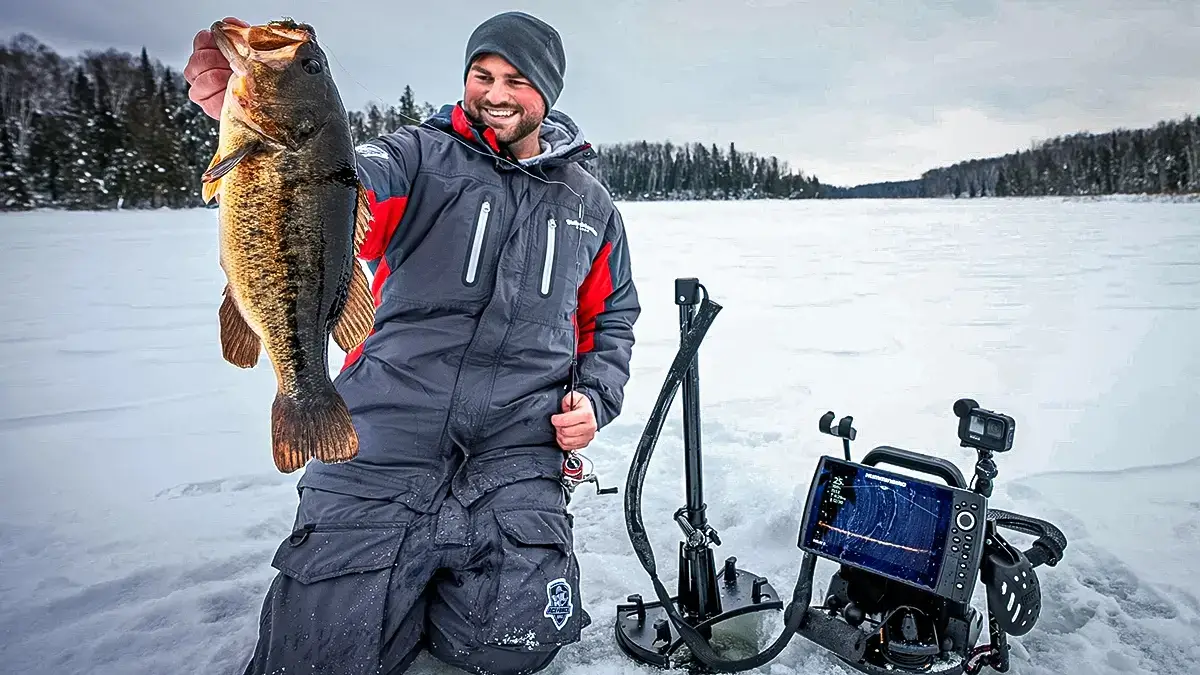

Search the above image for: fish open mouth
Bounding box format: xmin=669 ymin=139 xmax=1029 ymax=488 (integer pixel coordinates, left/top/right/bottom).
xmin=210 ymin=19 xmax=324 ymax=150
xmin=210 ymin=21 xmax=251 ymax=76
xmin=211 ymin=20 xmax=312 ymax=72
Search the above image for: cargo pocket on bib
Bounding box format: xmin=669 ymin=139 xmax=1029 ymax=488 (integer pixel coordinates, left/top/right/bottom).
xmin=273 ymin=523 xmax=407 ymax=582
xmin=267 ymin=523 xmax=408 ymax=673
xmin=483 ymin=509 xmax=584 ymax=650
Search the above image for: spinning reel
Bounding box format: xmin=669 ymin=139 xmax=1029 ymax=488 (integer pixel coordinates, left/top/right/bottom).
xmin=561 ymin=451 xmax=618 ymax=496
xmin=614 ymin=278 xmax=1070 ymax=675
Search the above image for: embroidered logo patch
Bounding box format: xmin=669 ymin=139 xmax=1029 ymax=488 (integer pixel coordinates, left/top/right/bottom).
xmin=566 ymin=218 xmax=598 ymax=237
xmin=355 ymin=143 xmax=389 ymax=160
xmin=543 ymin=578 xmax=573 ymax=630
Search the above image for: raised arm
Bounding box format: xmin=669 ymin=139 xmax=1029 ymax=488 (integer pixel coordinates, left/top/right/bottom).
xmin=350 ymin=135 xmax=418 ymax=265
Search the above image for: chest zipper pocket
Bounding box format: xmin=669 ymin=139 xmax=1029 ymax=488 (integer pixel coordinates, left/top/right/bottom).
xmin=464 ymin=200 xmax=491 ymax=286
xmin=540 ymin=217 xmax=557 ymax=297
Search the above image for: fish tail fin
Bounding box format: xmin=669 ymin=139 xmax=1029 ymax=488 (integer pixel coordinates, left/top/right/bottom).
xmin=270 ymin=384 xmax=359 ymax=473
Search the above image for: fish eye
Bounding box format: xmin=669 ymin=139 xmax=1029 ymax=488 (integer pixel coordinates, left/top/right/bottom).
xmin=302 ymin=58 xmax=322 ymax=74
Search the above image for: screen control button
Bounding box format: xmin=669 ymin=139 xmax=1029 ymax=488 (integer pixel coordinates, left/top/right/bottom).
xmin=956 ymin=511 xmax=976 ymax=531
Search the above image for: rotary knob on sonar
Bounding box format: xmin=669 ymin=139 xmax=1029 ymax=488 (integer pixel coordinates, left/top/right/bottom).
xmin=956 ymin=511 xmax=976 ymax=531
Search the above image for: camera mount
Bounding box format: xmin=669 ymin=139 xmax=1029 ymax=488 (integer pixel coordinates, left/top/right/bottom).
xmin=953 ymin=397 xmax=1014 ymax=499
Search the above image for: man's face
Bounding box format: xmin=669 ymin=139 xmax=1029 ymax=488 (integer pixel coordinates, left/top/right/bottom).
xmin=463 ymin=53 xmax=546 ymax=146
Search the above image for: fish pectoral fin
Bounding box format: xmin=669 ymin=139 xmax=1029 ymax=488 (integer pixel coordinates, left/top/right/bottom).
xmin=203 ymin=141 xmax=262 ymax=182
xmin=219 ymin=284 xmax=262 ymax=368
xmin=332 ymin=262 xmax=375 ymax=352
xmin=201 ymin=141 xmax=264 ymax=203
xmin=353 ymin=180 xmax=373 ymax=257
xmin=202 ymin=176 xmax=221 ymax=204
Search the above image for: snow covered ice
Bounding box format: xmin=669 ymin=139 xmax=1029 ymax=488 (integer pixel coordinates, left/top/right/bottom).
xmin=1 ymin=197 xmax=1199 ymax=675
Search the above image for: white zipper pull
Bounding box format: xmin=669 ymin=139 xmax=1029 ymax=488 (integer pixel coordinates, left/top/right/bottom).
xmin=541 ymin=217 xmax=557 ymax=296
xmin=465 ymin=200 xmax=491 ymax=285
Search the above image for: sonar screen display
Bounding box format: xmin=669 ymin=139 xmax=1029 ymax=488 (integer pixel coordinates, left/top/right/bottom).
xmin=801 ymin=458 xmax=954 ymax=591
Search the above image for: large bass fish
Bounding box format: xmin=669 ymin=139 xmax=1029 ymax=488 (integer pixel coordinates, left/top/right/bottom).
xmin=202 ymin=18 xmax=374 ymax=473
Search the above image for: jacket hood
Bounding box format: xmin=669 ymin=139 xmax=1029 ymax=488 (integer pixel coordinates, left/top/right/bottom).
xmin=426 ymin=103 xmax=597 ymax=171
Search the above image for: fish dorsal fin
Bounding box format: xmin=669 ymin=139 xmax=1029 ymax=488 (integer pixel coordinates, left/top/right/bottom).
xmin=332 ymin=262 xmax=373 ymax=352
xmin=331 ymin=181 xmax=376 ymax=352
xmin=353 ymin=180 xmax=372 ymax=256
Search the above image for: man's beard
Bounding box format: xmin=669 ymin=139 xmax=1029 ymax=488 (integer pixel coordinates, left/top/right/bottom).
xmin=464 ymin=99 xmax=542 ymax=146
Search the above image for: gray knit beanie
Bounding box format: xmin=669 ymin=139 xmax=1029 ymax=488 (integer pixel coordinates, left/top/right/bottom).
xmin=464 ymin=11 xmax=566 ymax=112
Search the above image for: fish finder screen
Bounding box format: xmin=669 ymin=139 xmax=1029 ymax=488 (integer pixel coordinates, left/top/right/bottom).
xmin=801 ymin=458 xmax=954 ymax=591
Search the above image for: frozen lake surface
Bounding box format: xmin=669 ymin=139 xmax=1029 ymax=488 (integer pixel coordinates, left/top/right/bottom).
xmin=1 ymin=197 xmax=1198 ymax=674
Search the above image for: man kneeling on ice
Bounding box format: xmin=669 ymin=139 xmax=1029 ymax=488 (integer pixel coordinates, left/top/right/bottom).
xmin=184 ymin=11 xmax=640 ymax=675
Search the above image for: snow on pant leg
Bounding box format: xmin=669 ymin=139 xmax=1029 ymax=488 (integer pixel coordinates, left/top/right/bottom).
xmin=241 ymin=488 xmax=436 ymax=675
xmin=426 ymin=478 xmax=591 ymax=675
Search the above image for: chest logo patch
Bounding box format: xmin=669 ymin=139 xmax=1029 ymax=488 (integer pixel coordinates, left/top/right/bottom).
xmin=355 ymin=143 xmax=389 ymax=160
xmin=566 ymin=218 xmax=597 ymax=237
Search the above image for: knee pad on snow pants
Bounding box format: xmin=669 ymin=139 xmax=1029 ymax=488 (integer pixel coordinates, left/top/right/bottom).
xmin=241 ymin=481 xmax=591 ymax=675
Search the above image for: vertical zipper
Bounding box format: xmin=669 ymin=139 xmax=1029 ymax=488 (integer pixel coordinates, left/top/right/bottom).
xmin=464 ymin=200 xmax=491 ymax=285
xmin=540 ymin=216 xmax=557 ymax=296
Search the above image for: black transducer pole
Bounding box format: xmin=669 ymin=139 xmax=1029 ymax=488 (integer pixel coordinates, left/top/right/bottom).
xmin=681 ymin=288 xmax=705 ymax=528
xmin=674 ymin=277 xmax=722 ymax=627
xmin=613 ymin=277 xmax=783 ymax=670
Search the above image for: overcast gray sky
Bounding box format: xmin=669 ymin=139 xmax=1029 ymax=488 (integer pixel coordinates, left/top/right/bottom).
xmin=3 ymin=0 xmax=1198 ymax=186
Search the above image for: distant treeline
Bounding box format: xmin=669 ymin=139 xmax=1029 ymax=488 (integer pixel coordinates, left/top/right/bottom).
xmin=826 ymin=116 xmax=1200 ymax=199
xmin=582 ymin=141 xmax=825 ymax=200
xmin=0 ymin=34 xmax=216 ymax=211
xmin=4 ymin=33 xmax=1196 ymax=212
xmin=0 ymin=34 xmax=825 ymax=211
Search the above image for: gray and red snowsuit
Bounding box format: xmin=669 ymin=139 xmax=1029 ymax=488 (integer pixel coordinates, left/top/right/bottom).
xmin=241 ymin=103 xmax=640 ymax=675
